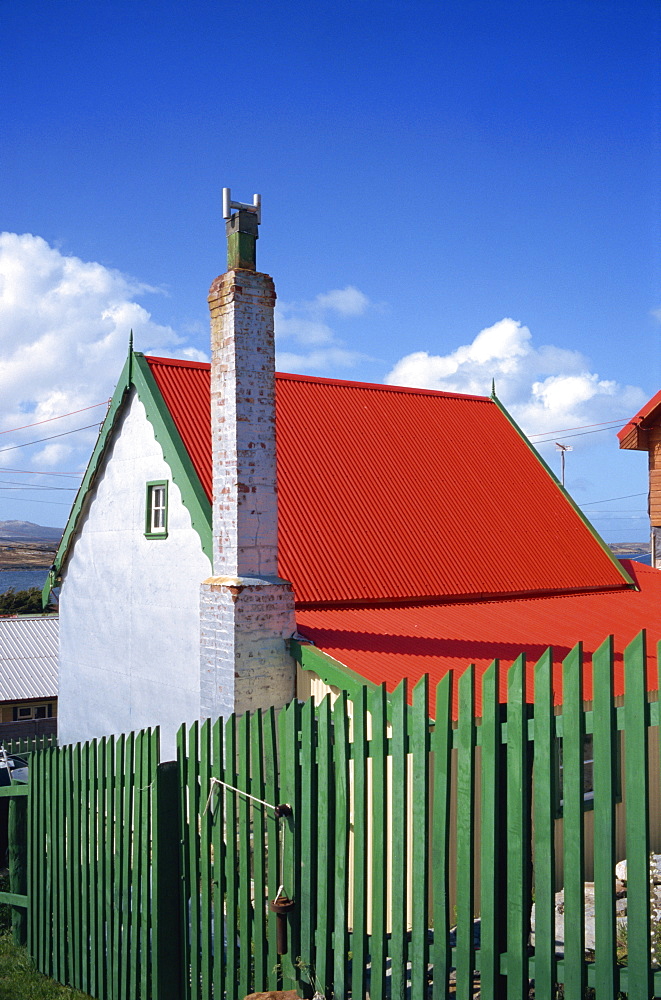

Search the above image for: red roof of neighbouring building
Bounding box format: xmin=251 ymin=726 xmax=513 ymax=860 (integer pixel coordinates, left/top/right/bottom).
xmin=618 ymin=388 xmax=661 ymax=444
xmin=145 ymin=355 xmax=631 ymax=606
xmin=296 ymin=560 xmax=661 ymax=715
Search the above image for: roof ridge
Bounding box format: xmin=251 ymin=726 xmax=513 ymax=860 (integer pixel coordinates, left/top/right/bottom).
xmin=146 ymin=355 xmax=493 ymax=401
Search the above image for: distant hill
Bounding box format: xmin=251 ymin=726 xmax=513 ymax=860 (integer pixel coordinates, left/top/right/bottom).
xmin=0 ymin=521 xmax=63 ymax=543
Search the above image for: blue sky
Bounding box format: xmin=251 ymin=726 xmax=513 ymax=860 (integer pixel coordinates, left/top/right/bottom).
xmin=0 ymin=0 xmax=659 ymax=540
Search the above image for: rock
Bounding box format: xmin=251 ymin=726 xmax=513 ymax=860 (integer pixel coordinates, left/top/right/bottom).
xmin=615 ymin=854 xmax=661 ymax=884
xmin=244 ymin=993 xmax=300 ymax=1000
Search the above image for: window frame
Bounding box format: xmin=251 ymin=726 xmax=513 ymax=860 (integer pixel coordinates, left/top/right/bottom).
xmin=145 ymin=480 xmax=169 ymax=539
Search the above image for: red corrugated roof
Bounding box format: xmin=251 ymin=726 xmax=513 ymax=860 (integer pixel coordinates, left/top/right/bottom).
xmin=295 ymin=560 xmax=661 ymax=715
xmin=617 ymin=388 xmax=661 ymax=445
xmin=145 ymin=355 xmax=630 ymax=605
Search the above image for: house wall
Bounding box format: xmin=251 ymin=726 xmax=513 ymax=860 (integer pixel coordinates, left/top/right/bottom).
xmin=58 ymin=390 xmax=211 ymax=759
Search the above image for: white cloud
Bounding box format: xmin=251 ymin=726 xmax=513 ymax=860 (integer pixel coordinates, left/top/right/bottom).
xmin=275 ymin=285 xmax=372 ymax=373
xmin=385 ymin=318 xmax=647 ymax=445
xmin=0 ymin=232 xmax=195 ymax=482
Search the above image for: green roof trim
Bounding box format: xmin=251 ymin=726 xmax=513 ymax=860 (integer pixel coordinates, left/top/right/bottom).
xmin=46 ymin=354 xmax=133 ymax=595
xmin=131 ymin=354 xmax=212 ymax=559
xmin=290 ymin=637 xmax=395 ymax=722
xmin=491 ymin=394 xmax=636 ymax=591
xmin=44 ymin=349 xmax=212 ymax=602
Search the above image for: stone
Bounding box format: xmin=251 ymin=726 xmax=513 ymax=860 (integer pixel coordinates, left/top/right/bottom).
xmin=244 ymin=992 xmax=300 ymax=1000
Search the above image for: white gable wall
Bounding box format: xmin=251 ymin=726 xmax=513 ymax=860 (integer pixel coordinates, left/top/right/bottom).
xmin=57 ymin=390 xmax=211 ymax=759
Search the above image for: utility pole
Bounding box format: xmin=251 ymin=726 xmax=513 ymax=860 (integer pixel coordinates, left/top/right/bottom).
xmin=555 ymin=442 xmax=572 ymax=487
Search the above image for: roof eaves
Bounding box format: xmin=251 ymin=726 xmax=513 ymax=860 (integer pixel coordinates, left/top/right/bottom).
xmin=45 ymin=353 xmax=133 ymax=599
xmin=132 ymin=354 xmax=212 ymax=560
xmin=491 ymin=394 xmax=637 ymax=592
xmin=290 ymin=636 xmax=395 ymax=722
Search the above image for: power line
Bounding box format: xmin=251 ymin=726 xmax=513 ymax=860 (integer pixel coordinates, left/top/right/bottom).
xmin=527 ymin=417 xmax=625 ymax=439
xmin=0 ymin=495 xmax=72 ymax=507
xmin=532 ymin=425 xmax=622 ymax=444
xmin=580 ymin=492 xmax=647 ymax=507
xmin=0 ymin=400 xmax=108 ymax=436
xmin=0 ymin=422 xmax=101 ymax=455
xmin=0 ymin=468 xmax=82 ymax=477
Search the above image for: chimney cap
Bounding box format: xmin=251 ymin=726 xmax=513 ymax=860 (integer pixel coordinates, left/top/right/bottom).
xmin=223 ymin=188 xmax=261 ymax=224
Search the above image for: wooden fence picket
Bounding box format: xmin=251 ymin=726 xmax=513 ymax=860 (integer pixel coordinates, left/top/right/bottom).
xmin=14 ymin=629 xmax=661 ymax=1000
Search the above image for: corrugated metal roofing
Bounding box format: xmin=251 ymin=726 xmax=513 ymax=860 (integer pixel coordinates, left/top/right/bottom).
xmin=295 ymin=560 xmax=661 ymax=716
xmin=145 ymin=356 xmax=630 ymax=605
xmin=0 ymin=616 xmax=58 ymax=701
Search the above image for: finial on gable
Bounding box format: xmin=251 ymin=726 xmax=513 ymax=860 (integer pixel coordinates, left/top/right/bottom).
xmin=128 ymin=329 xmax=134 ymax=383
xmin=490 ymin=378 xmax=497 ymax=399
xmin=222 ymin=187 xmax=261 ymax=271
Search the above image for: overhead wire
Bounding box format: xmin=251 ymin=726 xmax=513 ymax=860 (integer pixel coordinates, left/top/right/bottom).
xmin=0 ymin=400 xmax=109 ymax=436
xmin=0 ymin=422 xmax=102 ymax=455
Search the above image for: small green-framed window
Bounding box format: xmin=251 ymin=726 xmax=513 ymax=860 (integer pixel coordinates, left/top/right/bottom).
xmin=145 ymin=481 xmax=168 ymax=539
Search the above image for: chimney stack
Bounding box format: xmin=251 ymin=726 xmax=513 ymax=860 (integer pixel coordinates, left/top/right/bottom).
xmin=200 ymin=190 xmax=296 ymax=722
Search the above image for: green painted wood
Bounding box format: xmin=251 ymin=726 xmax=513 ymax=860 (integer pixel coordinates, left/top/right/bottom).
xmin=332 ymin=693 xmax=350 ymax=1000
xmin=8 ymin=790 xmax=28 ymax=945
xmin=251 ymin=711 xmax=269 ymax=991
xmin=89 ymin=739 xmax=100 ymax=996
xmin=112 ymin=735 xmax=125 ymax=999
xmin=176 ymin=725 xmax=191 ymax=1000
xmin=532 ymin=648 xmax=556 ymax=1000
xmin=188 ymin=721 xmax=201 ymax=1000
xmin=507 ymin=654 xmax=531 ymax=1000
xmin=298 ymin=698 xmax=317 ymax=990
xmin=64 ymin=745 xmax=75 ymax=986
xmin=225 ymin=715 xmax=239 ymax=1000
xmin=199 ymin=718 xmax=213 ymax=1000
xmin=104 ymin=736 xmax=115 ymax=999
xmin=624 ymin=630 xmax=652 ymax=997
xmin=351 ymin=687 xmax=368 ymax=1000
xmin=410 ymin=675 xmax=430 ymax=1000
xmin=237 ymin=712 xmax=253 ymax=1000
xmin=120 ymin=732 xmax=135 ymax=1000
xmin=0 ymin=784 xmax=28 ymax=796
xmin=390 ymin=680 xmax=408 ymax=1000
xmin=262 ymin=707 xmax=281 ymax=991
xmin=145 ymin=729 xmax=158 ymax=997
xmin=210 ymin=718 xmax=226 ymax=1000
xmin=431 ymin=672 xmax=453 ymax=1000
xmin=315 ymin=696 xmax=334 ymax=995
xmin=153 ymin=758 xmax=184 ymax=1000
xmin=456 ymin=666 xmax=475 ymax=1000
xmin=69 ymin=743 xmax=82 ymax=989
xmin=276 ymin=699 xmax=301 ymax=986
xmin=46 ymin=747 xmax=56 ymax=981
xmin=76 ymin=742 xmax=89 ymax=994
xmin=27 ymin=743 xmax=37 ymax=960
xmin=57 ymin=740 xmax=67 ymax=982
xmin=369 ymin=684 xmax=388 ymax=1000
xmin=479 ymin=660 xmax=504 ymax=1000
xmin=592 ymin=635 xmax=617 ymax=1000
xmin=562 ymin=643 xmax=586 ymax=999
xmin=0 ymin=890 xmax=28 ymax=907
xmin=129 ymin=734 xmax=143 ymax=1000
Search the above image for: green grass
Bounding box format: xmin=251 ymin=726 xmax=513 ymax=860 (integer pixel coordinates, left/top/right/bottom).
xmin=0 ymin=931 xmax=92 ymax=1000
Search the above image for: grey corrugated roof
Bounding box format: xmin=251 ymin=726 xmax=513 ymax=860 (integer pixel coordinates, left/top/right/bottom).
xmin=0 ymin=616 xmax=58 ymax=701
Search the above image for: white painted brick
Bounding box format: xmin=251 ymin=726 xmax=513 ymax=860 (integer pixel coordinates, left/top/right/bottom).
xmin=201 ymin=266 xmax=296 ymax=721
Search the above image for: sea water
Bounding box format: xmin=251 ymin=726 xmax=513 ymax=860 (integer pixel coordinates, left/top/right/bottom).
xmin=0 ymin=568 xmax=50 ymax=595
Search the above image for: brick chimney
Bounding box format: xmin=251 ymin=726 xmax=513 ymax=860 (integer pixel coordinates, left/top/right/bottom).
xmin=199 ymin=192 xmax=296 ymax=722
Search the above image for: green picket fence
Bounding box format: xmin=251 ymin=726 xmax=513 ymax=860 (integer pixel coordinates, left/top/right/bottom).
xmin=2 ymin=732 xmax=57 ymax=756
xmin=8 ymin=628 xmax=661 ymax=999
xmin=22 ymin=728 xmax=181 ymax=1000
xmin=177 ymin=631 xmax=661 ymax=1000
